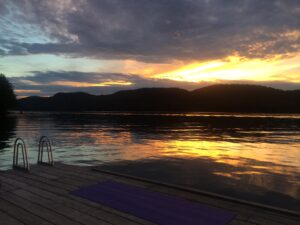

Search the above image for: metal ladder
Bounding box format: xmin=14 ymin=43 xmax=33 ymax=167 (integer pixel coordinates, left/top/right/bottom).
xmin=12 ymin=136 xmax=54 ymax=171
xmin=37 ymin=136 xmax=54 ymax=166
xmin=13 ymin=138 xmax=30 ymax=171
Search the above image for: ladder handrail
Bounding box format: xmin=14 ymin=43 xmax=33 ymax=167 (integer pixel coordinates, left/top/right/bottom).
xmin=13 ymin=138 xmax=30 ymax=171
xmin=38 ymin=136 xmax=54 ymax=166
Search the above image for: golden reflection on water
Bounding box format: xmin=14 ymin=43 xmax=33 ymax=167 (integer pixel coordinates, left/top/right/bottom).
xmin=148 ymin=140 xmax=300 ymax=171
xmin=56 ymin=129 xmax=300 ymax=176
xmin=157 ymin=139 xmax=300 ymax=199
xmin=2 ymin=112 xmax=300 ymax=204
xmin=89 ymin=137 xmax=300 ymax=200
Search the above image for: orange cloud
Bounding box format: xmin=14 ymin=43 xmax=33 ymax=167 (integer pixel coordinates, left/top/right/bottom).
xmin=15 ymin=89 xmax=41 ymax=93
xmin=49 ymin=80 xmax=133 ymax=87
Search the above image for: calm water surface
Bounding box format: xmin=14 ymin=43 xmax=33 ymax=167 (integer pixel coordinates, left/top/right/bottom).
xmin=0 ymin=112 xmax=300 ymax=211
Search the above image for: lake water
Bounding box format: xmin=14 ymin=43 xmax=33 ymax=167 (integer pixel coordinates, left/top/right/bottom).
xmin=1 ymin=112 xmax=300 ymax=211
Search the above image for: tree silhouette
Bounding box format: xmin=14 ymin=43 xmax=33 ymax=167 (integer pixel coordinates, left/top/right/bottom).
xmin=0 ymin=74 xmax=16 ymax=114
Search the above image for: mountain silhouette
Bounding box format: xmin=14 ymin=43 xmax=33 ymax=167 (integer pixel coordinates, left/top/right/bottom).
xmin=17 ymin=84 xmax=300 ymax=113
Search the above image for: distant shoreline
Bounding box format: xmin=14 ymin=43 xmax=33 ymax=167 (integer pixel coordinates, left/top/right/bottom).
xmin=17 ymin=84 xmax=300 ymax=113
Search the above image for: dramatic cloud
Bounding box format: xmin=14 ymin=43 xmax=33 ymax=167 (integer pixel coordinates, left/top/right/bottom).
xmin=1 ymin=0 xmax=300 ymax=62
xmin=1 ymin=0 xmax=300 ymax=97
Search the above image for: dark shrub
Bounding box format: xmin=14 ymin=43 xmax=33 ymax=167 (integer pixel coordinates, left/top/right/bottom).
xmin=0 ymin=74 xmax=16 ymax=114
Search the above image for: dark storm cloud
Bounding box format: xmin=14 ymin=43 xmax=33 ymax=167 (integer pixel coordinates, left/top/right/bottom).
xmin=1 ymin=0 xmax=300 ymax=61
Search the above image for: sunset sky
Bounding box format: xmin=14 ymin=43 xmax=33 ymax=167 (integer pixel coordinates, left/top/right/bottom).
xmin=1 ymin=0 xmax=300 ymax=97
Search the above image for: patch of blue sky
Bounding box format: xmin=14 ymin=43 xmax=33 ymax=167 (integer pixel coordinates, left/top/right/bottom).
xmin=0 ymin=54 xmax=108 ymax=77
xmin=0 ymin=3 xmax=53 ymax=45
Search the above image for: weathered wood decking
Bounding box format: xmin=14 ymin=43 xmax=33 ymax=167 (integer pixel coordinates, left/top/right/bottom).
xmin=0 ymin=163 xmax=299 ymax=225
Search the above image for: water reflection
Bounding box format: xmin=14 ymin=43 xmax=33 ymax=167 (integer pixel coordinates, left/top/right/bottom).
xmin=0 ymin=112 xmax=299 ymax=211
xmin=0 ymin=115 xmax=16 ymax=155
xmin=98 ymin=157 xmax=300 ymax=211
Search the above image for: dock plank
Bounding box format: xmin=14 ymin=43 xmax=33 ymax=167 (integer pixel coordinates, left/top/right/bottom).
xmin=0 ymin=171 xmax=156 ymax=225
xmin=6 ymin=170 xmax=76 ymax=191
xmin=2 ymin=177 xmax=143 ymax=225
xmin=229 ymin=220 xmax=257 ymax=225
xmin=0 ymin=163 xmax=299 ymax=225
xmin=34 ymin=164 xmax=300 ymax=224
xmin=0 ymin=210 xmax=25 ymax=225
xmin=12 ymin=189 xmax=112 ymax=225
xmin=0 ymin=198 xmax=53 ymax=225
xmin=52 ymin=163 xmax=154 ymax=188
xmin=1 ymin=192 xmax=82 ymax=225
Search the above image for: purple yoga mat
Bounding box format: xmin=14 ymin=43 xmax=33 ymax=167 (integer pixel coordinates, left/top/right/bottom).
xmin=71 ymin=181 xmax=235 ymax=225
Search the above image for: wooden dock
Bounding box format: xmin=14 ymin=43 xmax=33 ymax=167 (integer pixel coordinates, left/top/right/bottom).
xmin=0 ymin=163 xmax=299 ymax=225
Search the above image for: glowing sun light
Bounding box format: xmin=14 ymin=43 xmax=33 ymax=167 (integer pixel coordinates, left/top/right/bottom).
xmin=153 ymin=53 xmax=300 ymax=83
